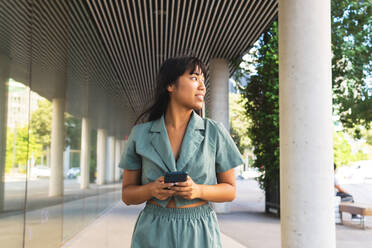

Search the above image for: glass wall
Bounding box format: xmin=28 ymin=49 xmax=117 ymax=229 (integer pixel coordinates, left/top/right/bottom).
xmin=0 ymin=78 xmax=123 ymax=248
xmin=0 ymin=1 xmax=126 ymax=247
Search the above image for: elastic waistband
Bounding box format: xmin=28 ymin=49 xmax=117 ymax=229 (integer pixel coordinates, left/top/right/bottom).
xmin=143 ymin=202 xmax=214 ymax=219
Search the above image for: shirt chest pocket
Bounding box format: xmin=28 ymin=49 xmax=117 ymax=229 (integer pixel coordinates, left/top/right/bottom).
xmin=185 ymin=144 xmax=216 ymax=183
xmin=141 ymin=156 xmax=166 ymax=184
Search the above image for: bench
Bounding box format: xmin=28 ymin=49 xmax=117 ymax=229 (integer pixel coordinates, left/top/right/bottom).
xmin=339 ymin=203 xmax=372 ymax=229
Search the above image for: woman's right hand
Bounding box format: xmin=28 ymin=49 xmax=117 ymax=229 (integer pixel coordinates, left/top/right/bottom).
xmin=149 ymin=176 xmax=176 ymax=200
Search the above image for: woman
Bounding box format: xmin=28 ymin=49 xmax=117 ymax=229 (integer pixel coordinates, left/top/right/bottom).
xmin=119 ymin=56 xmax=243 ymax=247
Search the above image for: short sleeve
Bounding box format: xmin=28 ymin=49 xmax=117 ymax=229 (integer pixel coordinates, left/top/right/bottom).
xmin=334 ymin=175 xmax=339 ymax=186
xmin=118 ymin=126 xmax=142 ymax=170
xmin=215 ymin=122 xmax=244 ymax=173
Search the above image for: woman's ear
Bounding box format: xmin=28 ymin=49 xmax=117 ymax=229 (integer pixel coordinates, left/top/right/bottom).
xmin=167 ymin=83 xmax=175 ymax=93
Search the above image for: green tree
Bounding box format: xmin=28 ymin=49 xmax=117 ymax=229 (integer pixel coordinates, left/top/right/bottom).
xmin=233 ymin=21 xmax=279 ymax=190
xmin=6 ymin=97 xmax=87 ymax=174
xmin=333 ymin=131 xmax=353 ymax=166
xmin=334 ymin=131 xmax=369 ymax=167
xmin=30 ymin=99 xmax=52 ymax=149
xmin=364 ymin=128 xmax=372 ymax=146
xmin=331 ymin=0 xmax=372 ymax=135
xmin=229 ymin=92 xmax=251 ymax=154
xmin=233 ymin=0 xmax=371 ymax=185
xmin=30 ymin=99 xmax=82 ymax=150
xmin=6 ymin=125 xmax=42 ymax=173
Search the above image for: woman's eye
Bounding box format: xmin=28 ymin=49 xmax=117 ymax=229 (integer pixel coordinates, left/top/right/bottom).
xmin=191 ymin=77 xmax=197 ymax=80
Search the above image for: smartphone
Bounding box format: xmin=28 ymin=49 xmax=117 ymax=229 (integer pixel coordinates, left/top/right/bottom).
xmin=164 ymin=171 xmax=188 ymax=183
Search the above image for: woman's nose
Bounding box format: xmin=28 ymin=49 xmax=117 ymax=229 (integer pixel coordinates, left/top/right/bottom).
xmin=199 ymin=80 xmax=206 ymax=90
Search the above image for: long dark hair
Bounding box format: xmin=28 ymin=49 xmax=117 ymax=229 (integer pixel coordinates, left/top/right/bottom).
xmin=135 ymin=56 xmax=207 ymax=124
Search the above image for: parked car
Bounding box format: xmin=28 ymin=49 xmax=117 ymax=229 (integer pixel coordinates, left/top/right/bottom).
xmin=66 ymin=167 xmax=80 ymax=179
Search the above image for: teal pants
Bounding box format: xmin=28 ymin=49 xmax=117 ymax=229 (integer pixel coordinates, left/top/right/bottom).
xmin=131 ymin=203 xmax=222 ymax=248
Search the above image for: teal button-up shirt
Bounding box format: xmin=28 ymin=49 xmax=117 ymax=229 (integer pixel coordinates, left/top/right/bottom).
xmin=119 ymin=111 xmax=244 ymax=207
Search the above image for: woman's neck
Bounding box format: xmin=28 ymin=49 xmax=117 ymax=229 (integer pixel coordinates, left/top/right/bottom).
xmin=164 ymin=103 xmax=193 ymax=129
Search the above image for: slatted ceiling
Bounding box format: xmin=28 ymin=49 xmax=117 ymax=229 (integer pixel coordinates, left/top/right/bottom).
xmin=0 ymin=0 xmax=278 ymax=117
xmin=0 ymin=0 xmax=121 ymax=109
xmin=70 ymin=0 xmax=127 ymax=103
xmin=216 ymin=1 xmax=257 ymax=57
xmin=120 ymin=0 xmax=148 ymax=101
xmin=225 ymin=1 xmax=278 ymax=78
xmin=222 ymin=1 xmax=262 ymax=59
xmin=212 ymin=1 xmax=241 ymax=57
xmin=217 ymin=1 xmax=257 ymax=59
xmin=35 ymin=2 xmax=67 ymax=62
xmin=0 ymin=1 xmax=31 ymax=66
xmin=141 ymin=1 xmax=155 ymax=90
xmin=234 ymin=1 xmax=278 ymax=57
xmin=127 ymin=0 xmax=146 ymax=89
xmin=87 ymin=0 xmax=139 ymax=107
xmin=192 ymin=0 xmax=216 ymax=63
xmin=209 ymin=1 xmax=235 ymax=56
xmin=70 ymin=1 xmax=118 ymax=93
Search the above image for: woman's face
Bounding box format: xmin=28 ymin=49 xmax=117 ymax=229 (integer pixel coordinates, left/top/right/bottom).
xmin=167 ymin=66 xmax=206 ymax=110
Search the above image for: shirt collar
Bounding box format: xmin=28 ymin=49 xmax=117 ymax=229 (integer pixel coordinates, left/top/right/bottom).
xmin=150 ymin=110 xmax=204 ymax=133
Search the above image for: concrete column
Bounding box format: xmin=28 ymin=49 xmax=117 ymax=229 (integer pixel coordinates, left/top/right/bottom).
xmin=0 ymin=55 xmax=10 ymax=209
xmin=107 ymin=135 xmax=115 ymax=183
xmin=207 ymin=58 xmax=229 ymax=129
xmin=207 ymin=58 xmax=231 ymax=213
xmin=49 ymin=98 xmax=65 ymax=196
xmin=80 ymin=117 xmax=90 ymax=189
xmin=96 ymin=128 xmax=107 ymax=185
xmin=114 ymin=138 xmax=121 ymax=182
xmin=279 ymin=0 xmax=335 ymax=247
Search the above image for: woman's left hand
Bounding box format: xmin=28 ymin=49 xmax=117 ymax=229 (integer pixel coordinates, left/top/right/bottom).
xmin=171 ymin=176 xmax=202 ymax=200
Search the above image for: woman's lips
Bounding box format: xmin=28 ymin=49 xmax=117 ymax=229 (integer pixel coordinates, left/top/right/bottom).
xmin=195 ymin=94 xmax=204 ymax=101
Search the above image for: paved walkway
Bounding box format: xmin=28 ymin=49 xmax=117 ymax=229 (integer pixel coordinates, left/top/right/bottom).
xmin=62 ymin=179 xmax=372 ymax=248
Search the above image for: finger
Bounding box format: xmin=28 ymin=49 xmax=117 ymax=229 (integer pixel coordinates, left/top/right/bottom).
xmin=171 ymin=186 xmax=183 ymax=191
xmin=171 ymin=186 xmax=192 ymax=192
xmin=160 ymin=187 xmax=173 ymax=191
xmin=175 ymin=189 xmax=192 ymax=195
xmin=174 ymin=181 xmax=189 ymax=187
xmin=157 ymin=180 xmax=170 ymax=186
xmin=161 ymin=183 xmax=175 ymax=188
xmin=157 ymin=176 xmax=165 ymax=182
xmin=177 ymin=180 xmax=191 ymax=187
xmin=159 ymin=188 xmax=176 ymax=194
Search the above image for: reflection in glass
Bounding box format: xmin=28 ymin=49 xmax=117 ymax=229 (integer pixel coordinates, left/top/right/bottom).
xmin=0 ymin=78 xmax=29 ymax=247
xmin=25 ymin=93 xmax=63 ymax=248
xmin=0 ymin=1 xmax=123 ymax=247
